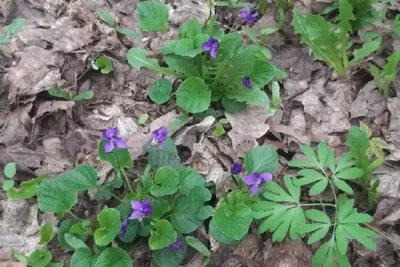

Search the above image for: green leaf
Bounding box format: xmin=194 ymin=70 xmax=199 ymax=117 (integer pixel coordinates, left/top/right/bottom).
xmin=148 ymin=149 xmax=184 ymax=171
xmin=150 ymin=167 xmax=179 ymax=196
xmin=218 ymin=33 xmax=243 ymax=59
xmin=46 ymin=262 xmax=64 ymax=267
xmin=309 ymin=179 xmax=328 ymax=196
xmin=96 ymin=8 xmax=115 ymax=27
xmin=188 ymin=186 xmax=213 ymax=220
xmin=342 ymin=224 xmax=376 ymax=250
xmin=338 ymin=0 xmax=355 ymax=33
xmin=70 ymin=248 xmax=96 ymax=267
xmin=174 ymin=39 xmax=203 ymax=57
xmin=94 ymin=208 xmax=121 ymax=246
xmin=153 ymin=240 xmax=187 ymax=267
xmin=48 ymin=88 xmax=71 ymax=100
xmin=335 ymin=167 xmax=363 ymax=180
xmin=96 ymin=247 xmax=132 ymax=267
xmin=12 ymin=250 xmax=28 ymax=263
xmin=127 ymin=48 xmax=175 ymax=75
xmin=185 ymin=236 xmax=211 ymax=257
xmin=263 ymin=181 xmax=297 ymax=203
xmin=6 ymin=18 xmax=24 ymax=33
xmin=27 ymin=249 xmax=52 ymax=267
xmin=221 ymin=97 xmax=246 ymax=113
xmin=350 ymin=37 xmax=381 ymax=66
xmin=149 ymin=79 xmax=172 ymax=104
xmin=149 ymin=220 xmax=177 ymax=250
xmin=224 ymin=88 xmax=269 ymax=107
xmin=312 ymin=241 xmax=331 ymax=267
xmin=92 ymin=56 xmax=113 ymax=74
xmin=244 ymin=146 xmax=278 ymax=174
xmin=176 ymin=77 xmax=211 ymax=113
xmin=337 ymin=195 xmax=354 ymax=221
xmin=37 ymin=179 xmax=77 ymax=216
xmin=209 ymin=218 xmax=243 ymax=245
xmin=57 ymin=219 xmax=81 ymax=250
xmin=305 ymin=209 xmax=331 ymax=223
xmin=250 ymin=60 xmax=276 ymax=89
xmin=64 ymin=233 xmax=88 ymax=250
xmin=4 ymin=162 xmax=16 ymax=178
xmin=292 ymin=9 xmax=344 ymax=75
xmin=98 ymin=140 xmax=133 ymax=170
xmin=307 ymin=224 xmax=330 ymax=244
xmin=187 ymin=18 xmax=201 ymax=39
xmin=118 ymin=220 xmax=138 ymax=243
xmin=59 ymin=164 xmax=97 ymax=191
xmin=368 ymin=179 xmax=380 ymax=206
xmin=70 ymin=220 xmax=92 ymax=236
xmin=214 ymin=203 xmax=252 ymax=240
xmin=170 ymin=195 xmax=203 ymax=233
xmin=333 ymin=177 xmax=353 ymax=194
xmin=164 ymin=54 xmax=200 ymax=77
xmin=295 ymin=169 xmax=325 ymax=186
xmin=39 ymin=223 xmax=54 ymax=245
xmin=212 ymin=123 xmax=225 ymax=137
xmin=2 ymin=180 xmax=14 ymax=191
xmin=179 ymin=168 xmax=205 ymax=196
xmin=317 ymin=142 xmax=329 ymax=167
xmin=151 ymin=199 xmax=171 ymax=219
xmin=137 ymin=1 xmax=169 ymax=32
xmin=335 ymin=225 xmax=348 ymax=255
xmin=116 ymin=27 xmax=140 ymax=40
xmin=73 ymin=91 xmax=94 ymax=101
xmin=138 ymin=113 xmax=149 ymax=125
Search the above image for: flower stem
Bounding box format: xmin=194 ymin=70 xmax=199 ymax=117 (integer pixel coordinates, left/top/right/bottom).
xmin=67 ymin=211 xmax=79 ymax=220
xmin=120 ymin=169 xmax=134 ymax=192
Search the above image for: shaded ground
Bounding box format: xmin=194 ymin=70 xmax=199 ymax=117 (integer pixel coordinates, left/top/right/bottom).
xmin=1 ymin=0 xmax=400 ymax=266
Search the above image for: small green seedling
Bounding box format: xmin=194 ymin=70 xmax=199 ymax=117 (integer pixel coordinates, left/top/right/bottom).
xmin=370 ymin=51 xmax=400 ymax=97
xmin=0 ymin=18 xmax=24 ymax=45
xmin=92 ymin=56 xmax=113 ymax=74
xmin=267 ymin=81 xmax=281 ymax=116
xmin=48 ymin=88 xmax=94 ymax=101
xmin=2 ymin=162 xmax=16 ymax=191
xmin=139 ymin=114 xmax=149 ymax=124
xmin=96 ymin=8 xmax=139 ymax=40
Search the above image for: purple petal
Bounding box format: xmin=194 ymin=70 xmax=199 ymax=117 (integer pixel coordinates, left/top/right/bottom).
xmin=243 ymin=173 xmax=260 ymax=185
xmin=120 ymin=219 xmax=128 ymax=236
xmin=261 ymin=173 xmax=273 ymax=182
xmin=131 ymin=200 xmax=142 ymax=210
xmin=210 ymin=47 xmax=218 ymax=58
xmin=231 ymin=163 xmax=242 ymax=174
xmin=128 ymin=210 xmax=143 ymax=220
xmin=141 ymin=199 xmax=153 ymax=217
xmin=202 ymin=41 xmax=212 ymax=51
xmin=246 ymin=16 xmax=258 ymax=24
xmin=158 ymin=127 xmax=168 ymax=137
xmin=104 ymin=140 xmax=115 ymax=153
xmin=104 ymin=128 xmax=118 ymax=139
xmin=114 ymin=137 xmax=127 ymax=149
xmin=250 ymin=184 xmax=260 ymax=196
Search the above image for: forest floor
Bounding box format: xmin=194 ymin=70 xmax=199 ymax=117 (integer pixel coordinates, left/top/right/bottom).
xmin=1 ymin=0 xmax=400 ymax=266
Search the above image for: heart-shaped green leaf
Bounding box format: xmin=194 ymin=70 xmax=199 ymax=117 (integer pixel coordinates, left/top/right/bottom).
xmin=59 ymin=164 xmax=97 ymax=191
xmin=148 ymin=220 xmax=177 ymax=250
xmin=150 ymin=167 xmax=179 ymax=197
xmin=94 ymin=208 xmax=121 ymax=246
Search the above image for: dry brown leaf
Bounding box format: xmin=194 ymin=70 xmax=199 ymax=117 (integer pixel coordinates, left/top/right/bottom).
xmin=35 ymin=101 xmax=75 ymax=119
xmin=173 ymin=116 xmax=215 ymax=150
xmin=388 ymin=97 xmax=400 ymax=147
xmin=8 ymin=46 xmax=64 ymax=104
xmin=0 ymin=104 xmax=32 ymax=147
xmin=0 ymin=248 xmax=27 ymax=267
xmin=226 ymin=106 xmax=269 ymax=157
xmin=350 ymin=81 xmax=387 ymax=119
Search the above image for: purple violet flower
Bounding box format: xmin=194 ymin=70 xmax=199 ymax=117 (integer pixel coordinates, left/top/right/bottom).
xmin=103 ymin=127 xmax=127 ymax=153
xmin=169 ymin=238 xmax=183 ymax=250
xmin=242 ymin=77 xmax=252 ymax=89
xmin=238 ymin=6 xmax=258 ymax=24
xmin=128 ymin=199 xmax=153 ymax=220
xmin=231 ymin=163 xmax=243 ymax=174
xmin=243 ymin=172 xmax=273 ymax=196
xmin=120 ymin=219 xmax=128 ymax=236
xmin=151 ymin=126 xmax=168 ymax=148
xmin=202 ymin=38 xmax=219 ymax=58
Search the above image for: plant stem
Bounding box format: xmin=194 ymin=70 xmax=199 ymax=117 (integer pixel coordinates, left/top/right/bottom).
xmin=322 ymin=168 xmax=339 ymax=236
xmin=299 ymin=203 xmax=336 ymax=208
xmin=364 ymin=223 xmax=400 ymax=247
xmin=120 ymin=169 xmax=134 ymax=192
xmin=67 ymin=211 xmax=79 ymax=220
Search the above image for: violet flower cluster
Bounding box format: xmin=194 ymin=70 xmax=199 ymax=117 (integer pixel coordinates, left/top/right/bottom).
xmin=238 ymin=6 xmax=258 ymax=24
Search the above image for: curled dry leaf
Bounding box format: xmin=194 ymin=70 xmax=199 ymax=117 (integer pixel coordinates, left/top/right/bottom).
xmin=388 ymin=97 xmax=400 ymax=147
xmin=174 ymin=116 xmax=215 ymax=150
